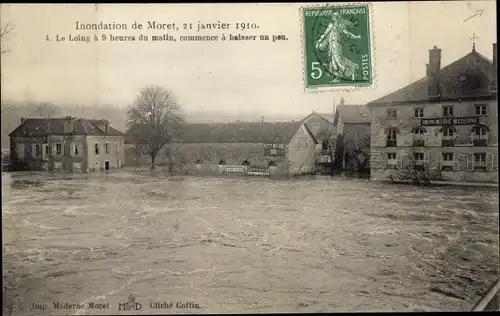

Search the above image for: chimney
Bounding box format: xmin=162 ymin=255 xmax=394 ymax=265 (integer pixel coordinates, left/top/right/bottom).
xmin=63 ymin=116 xmax=74 ymax=134
xmin=492 ymin=42 xmax=497 ymax=91
xmin=427 ymin=46 xmax=442 ymax=98
xmin=99 ymin=118 xmax=110 ymax=133
xmin=20 ymin=117 xmax=26 ymax=124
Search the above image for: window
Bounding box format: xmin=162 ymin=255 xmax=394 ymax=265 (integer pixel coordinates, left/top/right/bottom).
xmin=35 ymin=144 xmax=41 ymax=157
xmin=387 ymin=129 xmax=397 ymax=141
xmin=55 ymin=143 xmax=62 ymax=156
xmin=311 ymin=123 xmax=320 ymax=131
xmin=474 ymin=153 xmax=486 ymax=166
xmin=474 ymin=126 xmax=488 ymax=139
xmin=414 ymin=127 xmax=426 ymax=135
xmin=443 ymin=106 xmax=454 ymax=117
xmin=413 ymin=127 xmax=426 ymax=147
xmin=442 ymin=127 xmax=455 ymax=147
xmin=387 ymin=153 xmax=397 ymax=160
xmin=414 ymin=108 xmax=424 ymax=118
xmin=442 ymin=153 xmax=454 ymax=161
xmin=105 ymin=143 xmax=110 ymax=154
xmin=472 ymin=126 xmax=488 ymax=147
xmin=94 ymin=143 xmax=100 ymax=155
xmin=387 ymin=108 xmax=397 ymax=118
xmin=413 ymin=153 xmax=424 ymax=161
xmin=386 ymin=128 xmax=397 ymax=147
xmin=475 ymin=104 xmax=487 ymax=116
xmin=45 ymin=145 xmax=49 ymax=155
xmin=443 ymin=127 xmax=454 ymax=137
xmin=72 ymin=143 xmax=80 ymax=156
xmin=322 ymin=139 xmax=329 ymax=150
xmin=296 ymin=139 xmax=308 ymax=149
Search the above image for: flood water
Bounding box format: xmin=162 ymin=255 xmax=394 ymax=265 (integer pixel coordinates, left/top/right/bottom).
xmin=2 ymin=170 xmax=499 ymax=314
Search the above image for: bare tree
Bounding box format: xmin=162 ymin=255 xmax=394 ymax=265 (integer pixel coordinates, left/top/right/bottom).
xmin=35 ymin=102 xmax=60 ymax=119
xmin=1 ymin=23 xmax=15 ymax=55
xmin=126 ymin=85 xmax=184 ymax=170
xmin=347 ymin=134 xmax=371 ymax=175
xmin=317 ymin=130 xmax=371 ymax=176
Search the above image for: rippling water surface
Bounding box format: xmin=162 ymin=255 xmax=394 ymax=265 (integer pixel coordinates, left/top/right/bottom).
xmin=2 ymin=171 xmax=499 ymax=314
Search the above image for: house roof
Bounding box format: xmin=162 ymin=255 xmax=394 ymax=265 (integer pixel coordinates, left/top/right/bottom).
xmin=9 ymin=117 xmax=125 ymax=137
xmin=368 ymin=49 xmax=495 ymax=106
xmin=302 ymin=123 xmax=319 ymax=144
xmin=314 ymin=113 xmax=335 ymax=124
xmin=125 ymin=121 xmax=302 ymax=144
xmin=333 ymin=104 xmax=372 ymax=125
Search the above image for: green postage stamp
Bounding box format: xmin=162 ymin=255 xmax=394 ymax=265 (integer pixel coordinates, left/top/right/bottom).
xmin=301 ymin=4 xmax=373 ymax=90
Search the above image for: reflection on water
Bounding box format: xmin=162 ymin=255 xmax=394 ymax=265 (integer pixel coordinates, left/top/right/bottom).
xmin=2 ymin=171 xmax=499 ymax=315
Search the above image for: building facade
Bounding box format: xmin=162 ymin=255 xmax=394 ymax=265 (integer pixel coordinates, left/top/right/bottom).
xmin=9 ymin=116 xmax=125 ymax=172
xmin=333 ymin=99 xmax=372 ymax=173
xmin=125 ymin=121 xmax=302 ymax=175
xmin=287 ymin=112 xmax=337 ymax=175
xmin=368 ymin=43 xmax=498 ymax=183
xmin=125 ymin=113 xmax=337 ymax=176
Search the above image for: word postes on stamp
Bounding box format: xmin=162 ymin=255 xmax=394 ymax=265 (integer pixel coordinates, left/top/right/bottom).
xmin=302 ymin=4 xmax=372 ymax=90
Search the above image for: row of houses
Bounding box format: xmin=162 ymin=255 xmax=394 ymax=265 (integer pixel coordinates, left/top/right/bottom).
xmin=7 ymin=101 xmax=370 ymax=175
xmin=124 ymin=101 xmax=370 ymax=176
xmin=7 ymin=41 xmax=497 ymax=183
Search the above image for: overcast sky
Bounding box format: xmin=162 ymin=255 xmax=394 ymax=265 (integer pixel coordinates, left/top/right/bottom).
xmin=0 ymin=1 xmax=496 ymax=120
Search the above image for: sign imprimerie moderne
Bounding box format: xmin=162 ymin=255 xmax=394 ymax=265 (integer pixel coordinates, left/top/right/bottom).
xmin=421 ymin=116 xmax=481 ymax=126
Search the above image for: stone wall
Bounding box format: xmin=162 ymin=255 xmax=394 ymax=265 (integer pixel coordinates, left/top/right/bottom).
xmin=125 ymin=143 xmax=289 ymax=174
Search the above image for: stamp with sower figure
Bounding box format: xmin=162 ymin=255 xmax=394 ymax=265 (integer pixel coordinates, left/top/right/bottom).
xmin=302 ymin=4 xmax=372 ymax=90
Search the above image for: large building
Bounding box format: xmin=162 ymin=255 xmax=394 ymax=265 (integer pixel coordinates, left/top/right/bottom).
xmin=125 ymin=121 xmax=301 ymax=175
xmin=9 ymin=116 xmax=125 ymax=172
xmin=125 ymin=112 xmax=337 ymax=176
xmin=367 ymin=42 xmax=498 ymax=183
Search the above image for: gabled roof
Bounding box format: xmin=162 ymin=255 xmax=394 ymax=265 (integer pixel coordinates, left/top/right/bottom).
xmin=302 ymin=123 xmax=319 ymax=144
xmin=315 ymin=113 xmax=335 ymax=124
xmin=9 ymin=117 xmax=124 ymax=137
xmin=333 ymin=104 xmax=372 ymax=125
xmin=125 ymin=121 xmax=301 ymax=144
xmin=368 ymin=49 xmax=495 ymax=106
xmin=300 ymin=112 xmax=336 ymax=126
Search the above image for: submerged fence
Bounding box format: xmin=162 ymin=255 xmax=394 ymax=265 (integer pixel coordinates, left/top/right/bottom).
xmin=223 ymin=164 xmax=270 ymax=176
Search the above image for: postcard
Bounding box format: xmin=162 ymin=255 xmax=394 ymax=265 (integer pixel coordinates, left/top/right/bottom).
xmin=1 ymin=1 xmax=498 ymax=315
